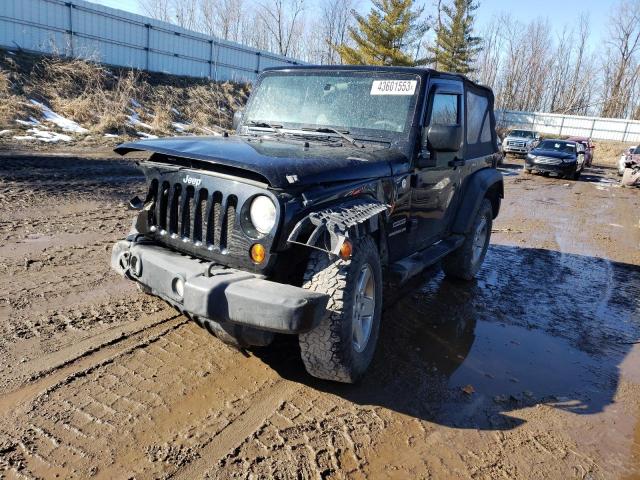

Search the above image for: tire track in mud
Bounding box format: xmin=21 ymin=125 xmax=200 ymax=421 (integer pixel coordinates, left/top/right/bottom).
xmin=3 ymin=310 xmax=184 ymax=394
xmin=174 ymin=380 xmax=300 ymax=479
xmin=0 ymin=321 xmax=296 ymax=479
xmin=0 ymin=312 xmax=186 ymax=415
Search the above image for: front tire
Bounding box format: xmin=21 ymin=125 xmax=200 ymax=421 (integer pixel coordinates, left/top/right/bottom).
xmin=299 ymin=236 xmax=382 ymax=383
xmin=442 ymin=199 xmax=493 ymax=281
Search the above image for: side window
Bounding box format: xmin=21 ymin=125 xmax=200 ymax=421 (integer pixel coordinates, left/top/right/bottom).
xmin=431 ymin=94 xmax=459 ymax=125
xmin=480 ymin=116 xmax=492 ymax=142
xmin=466 ymin=91 xmax=489 ymax=144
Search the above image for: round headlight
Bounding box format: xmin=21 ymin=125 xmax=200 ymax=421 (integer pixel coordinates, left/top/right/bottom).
xmin=249 ymin=195 xmax=276 ymax=234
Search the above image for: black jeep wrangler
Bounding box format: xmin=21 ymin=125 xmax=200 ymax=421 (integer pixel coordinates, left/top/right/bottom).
xmin=112 ymin=66 xmax=503 ymax=383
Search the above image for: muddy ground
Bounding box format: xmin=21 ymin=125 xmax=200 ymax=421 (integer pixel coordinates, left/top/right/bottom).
xmin=0 ymin=150 xmax=639 ymax=479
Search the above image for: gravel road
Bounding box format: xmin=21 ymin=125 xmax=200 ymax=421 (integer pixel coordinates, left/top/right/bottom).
xmin=0 ymin=152 xmax=639 ymax=479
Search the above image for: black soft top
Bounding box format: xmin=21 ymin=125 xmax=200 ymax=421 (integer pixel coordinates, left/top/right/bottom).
xmin=263 ymin=64 xmax=494 ymax=97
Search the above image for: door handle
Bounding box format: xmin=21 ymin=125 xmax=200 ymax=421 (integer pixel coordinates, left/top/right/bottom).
xmin=448 ymin=159 xmax=465 ymax=168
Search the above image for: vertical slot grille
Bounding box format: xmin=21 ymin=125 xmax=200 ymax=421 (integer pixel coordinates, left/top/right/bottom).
xmin=206 ymin=191 xmax=223 ymax=247
xmin=169 ymin=183 xmax=181 ymax=234
xmin=147 ymin=178 xmax=248 ymax=257
xmin=146 ymin=179 xmax=158 ymax=226
xmin=180 ymin=185 xmax=195 ymax=238
xmin=193 ymin=188 xmax=208 ymax=243
xmin=221 ymin=196 xmax=237 ymax=250
xmin=157 ymin=181 xmax=170 ymax=231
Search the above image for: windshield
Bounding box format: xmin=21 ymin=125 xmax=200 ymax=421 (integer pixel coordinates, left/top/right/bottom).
xmin=634 ymin=146 xmax=640 ymax=154
xmin=244 ymin=72 xmax=420 ymax=137
xmin=537 ymin=140 xmax=577 ymax=153
xmin=510 ymin=130 xmax=536 ymax=139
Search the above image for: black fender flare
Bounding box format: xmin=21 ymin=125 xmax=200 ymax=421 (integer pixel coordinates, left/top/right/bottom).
xmin=287 ymin=198 xmax=389 ymax=257
xmin=451 ymin=168 xmax=503 ymax=234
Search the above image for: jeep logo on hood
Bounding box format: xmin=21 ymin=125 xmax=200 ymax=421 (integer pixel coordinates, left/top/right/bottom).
xmin=182 ymin=175 xmax=202 ymax=187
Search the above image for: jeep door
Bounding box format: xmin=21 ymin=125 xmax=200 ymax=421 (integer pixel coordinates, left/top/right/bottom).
xmin=409 ymin=79 xmax=464 ymax=249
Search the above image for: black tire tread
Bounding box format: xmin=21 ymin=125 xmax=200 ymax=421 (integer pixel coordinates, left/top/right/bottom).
xmin=442 ymin=199 xmax=493 ymax=281
xmin=299 ymin=236 xmax=380 ymax=383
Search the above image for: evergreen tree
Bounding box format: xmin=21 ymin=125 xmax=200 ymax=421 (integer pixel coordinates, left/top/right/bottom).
xmin=428 ymin=0 xmax=481 ymax=74
xmin=336 ymin=0 xmax=429 ymax=66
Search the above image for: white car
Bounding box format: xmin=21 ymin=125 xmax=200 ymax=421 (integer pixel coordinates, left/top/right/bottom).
xmin=619 ymin=146 xmax=637 ymax=176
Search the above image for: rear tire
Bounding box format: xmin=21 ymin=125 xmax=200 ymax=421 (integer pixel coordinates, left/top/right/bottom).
xmin=299 ymin=236 xmax=382 ymax=383
xmin=523 ymin=167 xmax=532 ymax=174
xmin=442 ymin=199 xmax=493 ymax=281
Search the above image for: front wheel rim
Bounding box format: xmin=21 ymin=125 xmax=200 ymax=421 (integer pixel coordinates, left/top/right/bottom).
xmin=472 ymin=216 xmax=489 ymax=265
xmin=352 ymin=263 xmax=375 ymax=353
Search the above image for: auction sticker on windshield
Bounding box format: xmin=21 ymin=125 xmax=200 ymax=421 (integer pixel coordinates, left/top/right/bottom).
xmin=370 ymin=80 xmax=417 ymax=95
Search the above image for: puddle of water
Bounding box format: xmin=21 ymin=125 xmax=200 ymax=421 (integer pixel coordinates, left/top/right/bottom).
xmin=448 ymin=320 xmax=615 ymax=411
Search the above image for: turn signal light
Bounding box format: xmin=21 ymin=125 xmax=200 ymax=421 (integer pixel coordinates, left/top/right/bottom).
xmin=250 ymin=243 xmax=266 ymax=264
xmin=339 ymin=239 xmax=353 ymax=260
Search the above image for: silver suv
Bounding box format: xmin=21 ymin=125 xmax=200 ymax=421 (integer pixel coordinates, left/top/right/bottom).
xmin=502 ymin=129 xmax=539 ymax=155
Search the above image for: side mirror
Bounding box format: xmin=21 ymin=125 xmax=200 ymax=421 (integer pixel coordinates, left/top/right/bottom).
xmin=423 ymin=124 xmax=462 ymax=152
xmin=232 ymin=109 xmax=244 ymax=130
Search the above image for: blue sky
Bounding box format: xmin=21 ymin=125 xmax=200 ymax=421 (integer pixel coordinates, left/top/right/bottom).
xmin=89 ymin=0 xmax=616 ymax=50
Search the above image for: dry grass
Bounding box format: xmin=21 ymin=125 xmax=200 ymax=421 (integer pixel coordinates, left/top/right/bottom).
xmin=0 ymin=66 xmax=29 ymax=129
xmin=0 ymin=49 xmax=249 ymax=140
xmin=593 ymin=140 xmax=633 ymax=167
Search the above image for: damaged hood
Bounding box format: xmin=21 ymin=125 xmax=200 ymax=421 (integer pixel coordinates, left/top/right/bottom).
xmin=115 ymin=135 xmax=405 ymax=188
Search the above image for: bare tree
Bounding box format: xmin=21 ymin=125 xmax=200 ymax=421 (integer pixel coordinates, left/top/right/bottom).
xmin=257 ymin=0 xmax=306 ymax=57
xmin=173 ymin=0 xmax=200 ymax=30
xmin=473 ymin=15 xmax=503 ymax=90
xmin=200 ymin=0 xmax=245 ymax=42
xmin=545 ymin=16 xmax=595 ymax=115
xmin=600 ymin=0 xmax=640 ymax=118
xmin=138 ymin=0 xmax=173 ymax=23
xmin=321 ymin=0 xmax=356 ymax=64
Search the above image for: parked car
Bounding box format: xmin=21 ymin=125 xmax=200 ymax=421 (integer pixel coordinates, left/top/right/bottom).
xmin=566 ymin=136 xmax=595 ymax=167
xmin=621 ymin=146 xmax=640 ymax=186
xmin=524 ymin=139 xmax=586 ymax=179
xmin=618 ymin=145 xmax=637 ymax=176
xmin=502 ymin=129 xmax=539 ymax=155
xmin=111 ymin=65 xmax=503 ymax=383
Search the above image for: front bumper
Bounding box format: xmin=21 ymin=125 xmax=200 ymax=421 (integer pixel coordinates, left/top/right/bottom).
xmin=111 ymin=239 xmax=329 ymax=334
xmin=526 ymin=160 xmax=576 ymax=175
xmin=503 ymin=145 xmax=529 ymax=154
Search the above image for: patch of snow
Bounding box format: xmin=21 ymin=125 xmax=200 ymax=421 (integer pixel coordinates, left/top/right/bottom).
xmin=199 ymin=126 xmax=222 ymax=136
xmin=0 ymin=129 xmax=12 ymax=136
xmin=29 ymin=100 xmax=89 ymax=133
xmin=16 ymin=117 xmax=41 ymax=127
xmin=104 ymin=133 xmax=119 ymax=138
xmin=130 ymin=98 xmax=141 ymax=108
xmin=14 ymin=127 xmax=72 ymax=143
xmin=127 ymin=110 xmax=154 ymax=130
xmin=172 ymin=122 xmax=190 ymax=133
xmin=137 ymin=131 xmax=158 ymax=139
xmin=171 ymin=108 xmax=180 ymax=115
xmin=7 ymin=51 xmax=16 ymax=56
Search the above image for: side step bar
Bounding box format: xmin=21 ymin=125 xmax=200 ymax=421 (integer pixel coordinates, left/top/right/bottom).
xmin=387 ymin=234 xmax=465 ymax=286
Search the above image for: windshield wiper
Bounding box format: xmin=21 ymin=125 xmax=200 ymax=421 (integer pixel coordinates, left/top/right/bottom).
xmin=248 ymin=120 xmax=283 ymax=134
xmin=301 ymin=127 xmax=364 ymax=148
